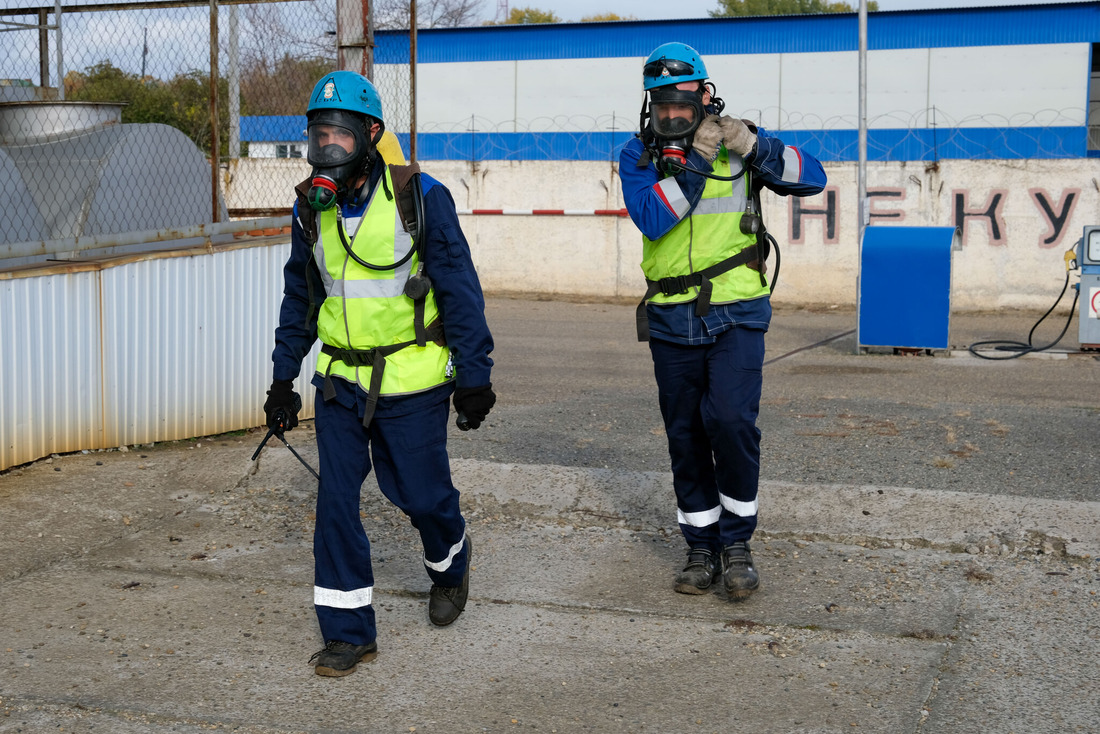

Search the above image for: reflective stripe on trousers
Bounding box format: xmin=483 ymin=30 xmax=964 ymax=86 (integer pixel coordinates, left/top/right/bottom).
xmin=312 ymin=385 xmax=467 ymax=645
xmin=649 ymin=325 xmax=764 ymax=549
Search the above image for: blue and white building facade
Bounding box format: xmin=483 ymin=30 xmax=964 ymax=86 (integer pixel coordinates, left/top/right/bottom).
xmin=371 ymin=3 xmax=1098 ymax=162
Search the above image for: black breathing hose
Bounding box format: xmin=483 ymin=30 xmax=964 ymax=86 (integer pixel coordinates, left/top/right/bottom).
xmin=662 ymin=157 xmax=748 ymax=182
xmin=335 ymin=171 xmax=424 ymax=272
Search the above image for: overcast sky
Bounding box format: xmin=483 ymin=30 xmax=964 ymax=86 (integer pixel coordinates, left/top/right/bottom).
xmin=502 ymin=0 xmax=1072 ymax=24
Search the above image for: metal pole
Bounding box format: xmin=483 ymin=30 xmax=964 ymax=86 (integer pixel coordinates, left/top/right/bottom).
xmin=364 ymin=0 xmax=373 ymax=80
xmin=409 ymin=0 xmax=417 ymax=163
xmin=335 ymin=0 xmax=370 ymax=77
xmin=54 ymin=0 xmax=64 ymax=99
xmin=855 ymin=0 xmax=868 ymax=355
xmin=228 ymin=5 xmax=239 ymax=159
xmin=38 ymin=9 xmax=49 ymax=89
xmin=209 ymin=0 xmax=221 ymax=223
xmin=857 ymin=0 xmax=868 ymax=245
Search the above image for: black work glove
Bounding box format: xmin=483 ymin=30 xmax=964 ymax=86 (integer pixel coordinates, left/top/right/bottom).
xmin=263 ymin=379 xmax=301 ymax=433
xmin=453 ymin=383 xmax=496 ymax=430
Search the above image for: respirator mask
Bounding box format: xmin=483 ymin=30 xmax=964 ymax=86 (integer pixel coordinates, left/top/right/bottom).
xmin=647 ymin=84 xmax=706 ymax=170
xmin=305 ymin=109 xmax=379 ymax=211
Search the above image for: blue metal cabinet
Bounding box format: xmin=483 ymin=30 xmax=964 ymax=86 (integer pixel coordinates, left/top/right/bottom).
xmin=858 ymin=226 xmax=960 ymax=352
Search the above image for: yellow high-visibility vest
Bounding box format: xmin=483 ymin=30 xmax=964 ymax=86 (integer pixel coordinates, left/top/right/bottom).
xmin=313 ymin=166 xmax=451 ymax=396
xmin=641 ymin=150 xmax=769 ymax=306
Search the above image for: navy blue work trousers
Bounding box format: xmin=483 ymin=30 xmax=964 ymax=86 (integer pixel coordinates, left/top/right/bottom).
xmin=649 ymin=325 xmax=765 ymax=551
xmin=311 ymin=387 xmax=468 ymax=646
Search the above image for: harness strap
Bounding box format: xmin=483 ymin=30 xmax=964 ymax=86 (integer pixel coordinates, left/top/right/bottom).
xmin=635 ymin=243 xmax=760 ymax=342
xmin=320 ymin=321 xmax=446 ymax=427
xmin=414 ymin=296 xmax=426 ymax=346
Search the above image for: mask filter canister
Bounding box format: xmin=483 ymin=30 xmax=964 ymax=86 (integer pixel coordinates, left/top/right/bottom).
xmin=307 ymin=174 xmax=339 ymax=211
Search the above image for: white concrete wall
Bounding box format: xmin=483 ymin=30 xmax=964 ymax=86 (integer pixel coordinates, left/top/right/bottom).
xmin=223 ymin=157 xmax=1100 ymax=311
xmin=381 ymin=43 xmax=1090 ymax=133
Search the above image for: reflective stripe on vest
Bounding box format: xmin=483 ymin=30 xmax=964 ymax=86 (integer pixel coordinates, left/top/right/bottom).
xmin=313 ymin=167 xmax=451 ymax=397
xmin=641 ymin=151 xmax=769 ymax=307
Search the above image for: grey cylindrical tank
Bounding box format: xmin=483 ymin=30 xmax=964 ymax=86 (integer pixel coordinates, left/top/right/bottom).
xmin=0 ymin=101 xmax=227 ymax=245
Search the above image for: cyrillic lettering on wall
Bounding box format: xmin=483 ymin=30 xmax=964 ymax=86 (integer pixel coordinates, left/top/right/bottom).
xmin=790 ymin=186 xmax=838 ymax=244
xmin=952 ymin=189 xmax=1008 ymax=246
xmin=1029 ymin=188 xmax=1080 ymax=249
xmin=867 ymin=188 xmax=906 ymax=221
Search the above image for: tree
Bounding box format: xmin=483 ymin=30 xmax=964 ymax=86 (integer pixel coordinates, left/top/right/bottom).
xmin=239 ymin=54 xmax=335 ymax=116
xmin=240 ymin=1 xmax=336 ymax=64
xmin=580 ymin=13 xmax=638 ymax=21
xmin=373 ymin=0 xmax=486 ymax=29
xmin=236 ymin=1 xmax=336 ymax=113
xmin=493 ymin=6 xmax=561 ymax=24
xmin=65 ymin=62 xmax=232 ymax=158
xmin=710 ymin=0 xmax=877 ymax=16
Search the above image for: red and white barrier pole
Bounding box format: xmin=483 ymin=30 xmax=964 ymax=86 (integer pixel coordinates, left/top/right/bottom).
xmin=457 ymin=208 xmax=629 ymax=217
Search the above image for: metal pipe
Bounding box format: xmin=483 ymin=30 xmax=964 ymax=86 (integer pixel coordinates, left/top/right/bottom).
xmin=0 ymin=0 xmax=302 ymax=16
xmin=364 ymin=0 xmax=374 ymax=79
xmin=409 ymin=0 xmax=417 ymax=163
xmin=856 ymin=0 xmax=868 ymax=356
xmin=228 ymin=4 xmax=239 ymax=159
xmin=209 ymin=0 xmax=220 ymax=223
xmin=54 ymin=0 xmax=63 ymax=100
xmin=1 ymin=216 xmax=292 ymax=262
xmin=38 ymin=8 xmax=48 ymax=88
xmin=857 ymin=0 xmax=868 ymax=245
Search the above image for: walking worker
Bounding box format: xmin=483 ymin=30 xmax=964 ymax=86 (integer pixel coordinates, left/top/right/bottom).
xmin=620 ymin=43 xmax=826 ymax=601
xmin=263 ymin=71 xmax=496 ymax=677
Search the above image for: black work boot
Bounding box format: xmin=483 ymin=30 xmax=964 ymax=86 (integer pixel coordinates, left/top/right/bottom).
xmin=720 ymin=541 xmax=760 ymax=601
xmin=674 ymin=547 xmax=719 ymax=595
xmin=309 ymin=639 xmax=378 ymax=677
xmin=429 ymin=536 xmax=471 ymax=626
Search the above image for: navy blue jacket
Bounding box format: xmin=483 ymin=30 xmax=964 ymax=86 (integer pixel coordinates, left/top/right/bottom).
xmin=271 ymin=163 xmax=494 ymax=414
xmin=619 ymin=126 xmax=827 ymax=344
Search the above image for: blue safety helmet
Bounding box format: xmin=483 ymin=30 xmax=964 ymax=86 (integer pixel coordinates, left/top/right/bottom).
xmin=643 ymin=42 xmax=708 ymax=91
xmin=307 ymin=70 xmax=384 ymax=123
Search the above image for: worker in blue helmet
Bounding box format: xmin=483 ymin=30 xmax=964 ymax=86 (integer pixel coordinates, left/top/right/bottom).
xmin=620 ymin=43 xmax=828 ymax=602
xmin=263 ymin=70 xmax=496 ymax=677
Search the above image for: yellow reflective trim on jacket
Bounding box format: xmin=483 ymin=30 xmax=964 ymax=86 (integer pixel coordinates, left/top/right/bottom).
xmin=641 ymin=150 xmax=770 ymax=307
xmin=313 ymin=167 xmax=451 ymax=396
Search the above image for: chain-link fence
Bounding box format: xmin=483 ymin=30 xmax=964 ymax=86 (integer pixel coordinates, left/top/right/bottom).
xmin=2 ymin=2 xmax=1093 ymax=261
xmin=0 ymin=0 xmax=384 ymax=262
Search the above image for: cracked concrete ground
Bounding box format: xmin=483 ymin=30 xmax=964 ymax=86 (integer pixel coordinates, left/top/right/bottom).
xmin=1 ymin=297 xmax=1098 ymax=733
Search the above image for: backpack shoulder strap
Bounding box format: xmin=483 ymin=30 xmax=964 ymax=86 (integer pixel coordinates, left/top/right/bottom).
xmin=293 ymin=176 xmax=319 ymax=245
xmin=387 ymin=162 xmax=423 ymax=241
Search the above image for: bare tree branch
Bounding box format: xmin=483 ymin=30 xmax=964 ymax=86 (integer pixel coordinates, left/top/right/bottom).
xmin=374 ymin=0 xmax=485 ymax=30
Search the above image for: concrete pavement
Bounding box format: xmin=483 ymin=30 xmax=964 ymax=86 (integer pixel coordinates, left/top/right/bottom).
xmin=1 ymin=297 xmax=1098 ymax=733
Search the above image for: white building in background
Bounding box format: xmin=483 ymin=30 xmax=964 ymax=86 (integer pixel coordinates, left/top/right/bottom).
xmin=372 ymin=3 xmax=1098 ymax=162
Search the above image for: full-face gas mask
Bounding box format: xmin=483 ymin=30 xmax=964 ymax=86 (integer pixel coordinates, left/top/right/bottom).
xmin=646 ymin=83 xmax=706 ymax=170
xmin=305 ymin=109 xmax=381 ymax=211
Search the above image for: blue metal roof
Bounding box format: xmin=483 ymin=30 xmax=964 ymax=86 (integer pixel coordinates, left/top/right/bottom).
xmin=240 ymin=116 xmax=305 ymax=142
xmin=376 ymin=2 xmax=1100 ymax=64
